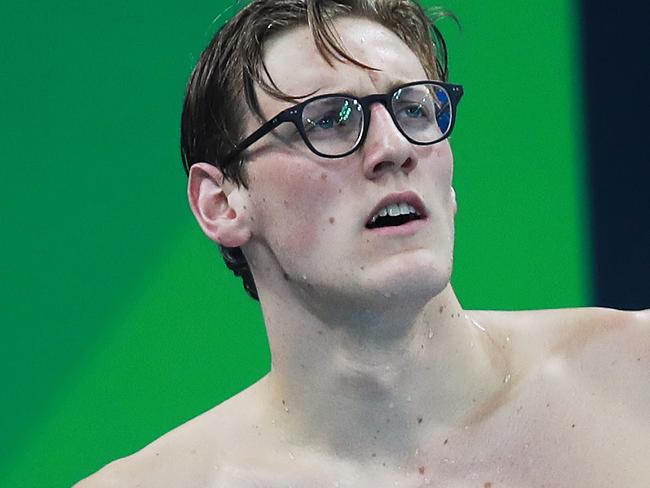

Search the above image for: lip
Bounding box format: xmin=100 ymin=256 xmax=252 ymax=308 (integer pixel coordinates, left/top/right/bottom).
xmin=364 ymin=190 xmax=428 ymax=226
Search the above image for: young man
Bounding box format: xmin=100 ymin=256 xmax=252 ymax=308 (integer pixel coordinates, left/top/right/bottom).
xmin=78 ymin=0 xmax=649 ymax=486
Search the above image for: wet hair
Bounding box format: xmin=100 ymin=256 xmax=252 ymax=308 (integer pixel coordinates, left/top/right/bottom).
xmin=180 ymin=0 xmax=455 ymax=300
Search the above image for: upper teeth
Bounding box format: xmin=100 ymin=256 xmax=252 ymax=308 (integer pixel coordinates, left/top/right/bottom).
xmin=370 ymin=202 xmax=420 ymax=223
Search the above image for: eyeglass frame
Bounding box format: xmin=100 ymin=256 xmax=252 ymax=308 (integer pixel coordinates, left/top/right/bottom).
xmin=220 ymin=80 xmax=464 ymax=165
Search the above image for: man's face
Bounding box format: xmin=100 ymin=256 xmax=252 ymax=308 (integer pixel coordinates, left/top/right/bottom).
xmin=241 ymin=17 xmax=456 ymax=308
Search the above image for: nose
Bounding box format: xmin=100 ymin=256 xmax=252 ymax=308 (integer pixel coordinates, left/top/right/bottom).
xmin=361 ymin=103 xmax=418 ymax=180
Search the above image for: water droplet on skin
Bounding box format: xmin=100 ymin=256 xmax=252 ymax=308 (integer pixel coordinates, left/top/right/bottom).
xmin=288 ymin=451 xmax=295 ymax=460
xmin=301 ymin=274 xmax=307 ymax=281
xmin=415 ymin=448 xmax=420 ymax=455
xmin=506 ymin=335 xmax=511 ymax=343
xmin=383 ymin=292 xmax=392 ymax=298
xmin=427 ymin=328 xmax=434 ymax=339
xmin=388 ymin=402 xmax=394 ymax=409
xmin=503 ymin=373 xmax=511 ymax=384
xmin=471 ymin=318 xmax=486 ymax=332
xmin=407 ymin=395 xmax=412 ymax=402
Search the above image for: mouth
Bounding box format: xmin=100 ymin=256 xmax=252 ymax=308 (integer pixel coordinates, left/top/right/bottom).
xmin=365 ymin=191 xmax=427 ymax=230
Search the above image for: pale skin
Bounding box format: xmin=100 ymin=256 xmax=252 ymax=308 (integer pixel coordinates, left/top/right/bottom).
xmin=77 ymin=18 xmax=650 ymax=488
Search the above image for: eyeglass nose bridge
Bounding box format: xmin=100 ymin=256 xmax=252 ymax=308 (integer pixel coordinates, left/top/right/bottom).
xmin=354 ymin=92 xmax=410 ymax=152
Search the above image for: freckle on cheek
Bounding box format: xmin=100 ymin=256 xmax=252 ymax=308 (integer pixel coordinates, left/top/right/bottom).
xmin=320 ymin=173 xmax=328 ymax=180
xmin=329 ymin=217 xmax=335 ymax=224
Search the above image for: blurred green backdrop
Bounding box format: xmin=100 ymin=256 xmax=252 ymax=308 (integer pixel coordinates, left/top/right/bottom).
xmin=0 ymin=0 xmax=588 ymax=486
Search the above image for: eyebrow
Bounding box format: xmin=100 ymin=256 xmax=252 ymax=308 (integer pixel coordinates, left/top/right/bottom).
xmin=323 ymin=77 xmax=415 ymax=98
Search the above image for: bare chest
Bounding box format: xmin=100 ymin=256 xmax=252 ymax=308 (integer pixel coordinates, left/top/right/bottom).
xmin=220 ymin=359 xmax=649 ymax=488
xmin=431 ymin=357 xmax=650 ymax=488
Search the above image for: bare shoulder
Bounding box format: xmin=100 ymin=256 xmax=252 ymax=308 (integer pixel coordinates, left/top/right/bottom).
xmin=469 ymin=305 xmax=649 ymax=404
xmin=74 ymin=377 xmax=271 ymax=488
xmin=468 ymin=305 xmax=648 ymax=355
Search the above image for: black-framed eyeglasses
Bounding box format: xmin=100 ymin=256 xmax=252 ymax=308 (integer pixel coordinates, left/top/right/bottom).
xmin=222 ymin=80 xmax=463 ymax=164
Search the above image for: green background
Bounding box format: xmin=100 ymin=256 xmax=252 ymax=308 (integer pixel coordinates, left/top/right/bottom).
xmin=0 ymin=0 xmax=588 ymax=486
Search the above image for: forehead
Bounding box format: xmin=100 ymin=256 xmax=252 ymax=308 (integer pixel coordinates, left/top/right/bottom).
xmin=260 ymin=17 xmax=428 ymax=103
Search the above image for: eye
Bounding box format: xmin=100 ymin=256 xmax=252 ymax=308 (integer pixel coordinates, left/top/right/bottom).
xmin=316 ymin=115 xmax=336 ymax=129
xmin=304 ymin=99 xmax=355 ymax=132
xmin=304 ymin=112 xmax=339 ymax=132
xmin=404 ymin=104 xmax=427 ymax=118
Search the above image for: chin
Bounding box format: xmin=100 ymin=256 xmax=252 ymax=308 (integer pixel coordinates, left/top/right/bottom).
xmin=359 ymin=250 xmax=453 ymax=304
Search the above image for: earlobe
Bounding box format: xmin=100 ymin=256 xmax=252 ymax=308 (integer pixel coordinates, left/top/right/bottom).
xmin=187 ymin=163 xmax=252 ymax=248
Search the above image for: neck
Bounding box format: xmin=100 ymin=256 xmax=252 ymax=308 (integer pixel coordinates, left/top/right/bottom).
xmin=255 ymin=283 xmax=512 ymax=467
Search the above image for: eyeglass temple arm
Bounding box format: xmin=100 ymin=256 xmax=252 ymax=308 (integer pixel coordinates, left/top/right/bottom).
xmin=220 ymin=113 xmax=289 ymax=165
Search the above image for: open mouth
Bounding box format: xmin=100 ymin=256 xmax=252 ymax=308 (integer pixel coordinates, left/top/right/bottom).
xmin=365 ymin=202 xmax=423 ymax=229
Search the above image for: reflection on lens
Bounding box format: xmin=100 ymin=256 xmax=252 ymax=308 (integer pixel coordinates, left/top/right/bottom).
xmin=392 ymin=83 xmax=452 ymax=144
xmin=338 ymin=100 xmax=352 ymax=123
xmin=302 ymin=97 xmax=363 ymax=156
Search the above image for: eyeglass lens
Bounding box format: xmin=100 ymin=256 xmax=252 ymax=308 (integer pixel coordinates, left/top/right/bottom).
xmin=300 ymin=83 xmax=452 ymax=157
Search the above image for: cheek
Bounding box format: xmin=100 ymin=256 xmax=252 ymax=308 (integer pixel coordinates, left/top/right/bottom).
xmin=415 ymin=141 xmax=454 ymax=193
xmin=431 ymin=140 xmax=454 ymax=178
xmin=247 ymin=159 xmax=343 ymax=256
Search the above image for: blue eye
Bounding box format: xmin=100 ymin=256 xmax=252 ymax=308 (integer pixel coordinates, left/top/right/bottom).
xmin=405 ymin=104 xmax=425 ymax=118
xmin=316 ymin=117 xmax=335 ymax=129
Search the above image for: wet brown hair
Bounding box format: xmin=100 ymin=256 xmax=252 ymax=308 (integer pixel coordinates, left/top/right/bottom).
xmin=180 ymin=0 xmax=455 ymax=300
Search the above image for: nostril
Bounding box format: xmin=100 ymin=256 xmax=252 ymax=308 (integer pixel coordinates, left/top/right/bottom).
xmin=372 ymin=161 xmax=394 ymax=174
xmin=401 ymin=157 xmax=416 ymax=172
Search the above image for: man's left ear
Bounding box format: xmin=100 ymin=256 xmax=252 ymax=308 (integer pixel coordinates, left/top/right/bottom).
xmin=187 ymin=162 xmax=252 ymax=248
xmin=451 ymin=186 xmax=457 ymax=215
